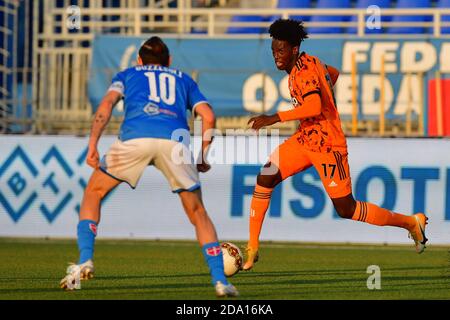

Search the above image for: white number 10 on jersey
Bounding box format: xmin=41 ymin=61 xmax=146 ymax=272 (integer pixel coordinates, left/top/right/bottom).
xmin=145 ymin=72 xmax=176 ymax=105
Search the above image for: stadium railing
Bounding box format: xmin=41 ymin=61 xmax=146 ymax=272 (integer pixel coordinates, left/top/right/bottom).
xmin=39 ymin=7 xmax=450 ymax=37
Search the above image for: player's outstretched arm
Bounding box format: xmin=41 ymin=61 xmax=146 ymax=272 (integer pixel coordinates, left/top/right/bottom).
xmin=86 ymin=90 xmax=122 ymax=168
xmin=248 ymin=93 xmax=322 ymax=130
xmin=277 ymin=93 xmax=322 ymax=122
xmin=194 ymin=102 xmax=216 ymax=173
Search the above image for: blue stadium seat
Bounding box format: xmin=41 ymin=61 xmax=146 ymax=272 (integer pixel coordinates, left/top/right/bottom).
xmin=387 ymin=0 xmax=432 ymax=34
xmin=307 ymin=0 xmax=352 ymax=34
xmin=438 ymin=0 xmax=450 ymax=34
xmin=191 ymin=28 xmax=207 ymax=34
xmin=271 ymin=0 xmax=312 ymax=22
xmin=347 ymin=0 xmax=391 ymax=34
xmin=227 ymin=15 xmax=267 ymax=34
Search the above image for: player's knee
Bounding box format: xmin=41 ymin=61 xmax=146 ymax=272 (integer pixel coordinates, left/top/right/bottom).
xmin=332 ymin=196 xmax=357 ymax=219
xmin=256 ymin=166 xmax=282 ymax=189
xmin=334 ymin=205 xmax=353 ymax=219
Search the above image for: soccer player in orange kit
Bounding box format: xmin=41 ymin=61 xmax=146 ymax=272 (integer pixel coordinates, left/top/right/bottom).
xmin=243 ymin=19 xmax=428 ymax=271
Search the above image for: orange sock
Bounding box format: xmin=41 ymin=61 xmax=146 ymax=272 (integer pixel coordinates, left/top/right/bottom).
xmin=352 ymin=201 xmax=415 ymax=230
xmin=248 ymin=184 xmax=273 ymax=249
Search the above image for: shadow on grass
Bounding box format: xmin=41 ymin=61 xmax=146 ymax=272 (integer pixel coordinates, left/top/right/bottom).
xmin=0 ymin=282 xmax=210 ymax=294
xmin=1 ymin=268 xmax=448 ymax=298
xmin=96 ymin=273 xmax=208 ymax=280
xmin=0 ymin=272 xmax=209 ymax=282
xmin=238 ymin=273 xmax=446 ymax=285
xmin=241 ymin=265 xmax=447 ymax=277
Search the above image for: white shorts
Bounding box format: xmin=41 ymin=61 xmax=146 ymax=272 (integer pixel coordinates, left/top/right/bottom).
xmin=100 ymin=138 xmax=200 ymax=192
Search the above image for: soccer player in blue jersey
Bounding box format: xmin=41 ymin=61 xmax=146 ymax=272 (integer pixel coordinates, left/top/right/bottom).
xmin=60 ymin=36 xmax=238 ymax=297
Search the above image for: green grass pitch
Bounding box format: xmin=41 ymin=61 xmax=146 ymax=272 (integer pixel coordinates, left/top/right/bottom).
xmin=0 ymin=238 xmax=448 ymax=300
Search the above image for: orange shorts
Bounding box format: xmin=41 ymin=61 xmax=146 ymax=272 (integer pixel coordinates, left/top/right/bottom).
xmin=268 ymin=134 xmax=352 ymax=199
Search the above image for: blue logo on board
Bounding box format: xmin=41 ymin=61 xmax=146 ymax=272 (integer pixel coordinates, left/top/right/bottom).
xmin=0 ymin=146 xmax=108 ymax=224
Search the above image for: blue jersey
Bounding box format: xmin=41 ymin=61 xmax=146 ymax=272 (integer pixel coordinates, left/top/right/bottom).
xmin=108 ymin=65 xmax=208 ymax=141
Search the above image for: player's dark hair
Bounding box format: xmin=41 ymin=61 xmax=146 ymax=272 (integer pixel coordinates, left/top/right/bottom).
xmin=138 ymin=36 xmax=170 ymax=66
xmin=269 ymin=19 xmax=309 ymax=47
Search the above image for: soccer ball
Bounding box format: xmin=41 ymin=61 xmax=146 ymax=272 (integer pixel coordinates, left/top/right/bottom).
xmin=221 ymin=242 xmax=243 ymax=277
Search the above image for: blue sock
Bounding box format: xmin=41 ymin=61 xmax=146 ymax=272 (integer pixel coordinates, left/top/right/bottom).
xmin=77 ymin=220 xmax=97 ymax=264
xmin=202 ymin=242 xmax=228 ymax=285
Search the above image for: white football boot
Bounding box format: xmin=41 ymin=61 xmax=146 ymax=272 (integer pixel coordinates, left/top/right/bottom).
xmin=408 ymin=213 xmax=429 ymax=254
xmin=215 ymin=281 xmax=239 ymax=298
xmin=60 ymin=260 xmax=94 ymax=290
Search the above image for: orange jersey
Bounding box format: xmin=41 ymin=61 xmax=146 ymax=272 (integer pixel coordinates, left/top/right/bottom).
xmin=288 ymin=52 xmax=347 ymax=153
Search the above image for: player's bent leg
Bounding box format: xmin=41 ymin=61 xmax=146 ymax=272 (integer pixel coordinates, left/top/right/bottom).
xmin=331 ymin=194 xmax=357 ymax=219
xmin=179 ymin=189 xmax=239 ymax=297
xmin=78 ymin=169 xmax=120 ymax=263
xmin=242 ymin=165 xmax=282 ymax=271
xmin=312 ymin=149 xmax=429 ymax=253
xmin=332 ymin=194 xmax=429 ymax=253
xmin=79 ymin=168 xmax=121 ymax=223
xmin=179 ymin=189 xmax=218 ymax=245
xmin=245 ymin=166 xmax=282 ymax=271
xmin=245 ymin=139 xmax=312 ymax=271
xmin=61 ymin=169 xmax=121 ymax=290
xmin=257 ymin=162 xmax=283 ymax=188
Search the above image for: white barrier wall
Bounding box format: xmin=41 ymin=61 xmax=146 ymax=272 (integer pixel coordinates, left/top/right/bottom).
xmin=0 ymin=136 xmax=449 ymax=244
